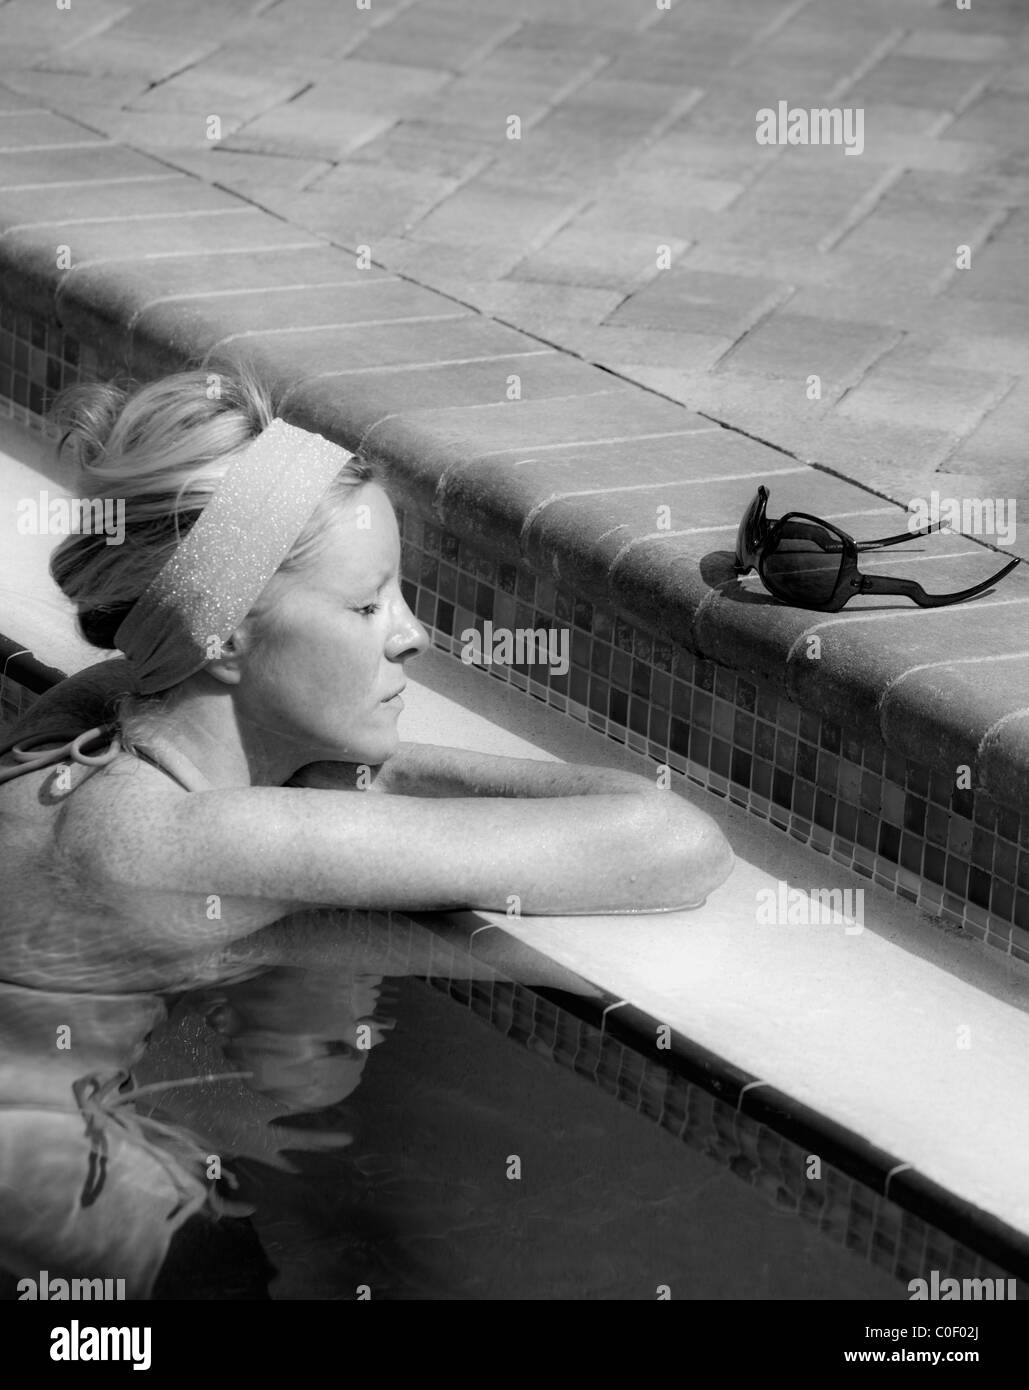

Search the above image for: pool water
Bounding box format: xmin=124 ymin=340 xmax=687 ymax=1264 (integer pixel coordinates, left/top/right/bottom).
xmin=141 ymin=960 xmax=905 ymax=1301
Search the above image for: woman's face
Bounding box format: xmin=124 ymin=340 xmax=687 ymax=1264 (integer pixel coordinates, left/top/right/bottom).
xmin=235 ymin=482 xmax=429 ymax=768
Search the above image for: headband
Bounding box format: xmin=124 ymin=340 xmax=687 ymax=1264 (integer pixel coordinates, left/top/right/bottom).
xmin=114 ymin=418 xmax=355 ymax=694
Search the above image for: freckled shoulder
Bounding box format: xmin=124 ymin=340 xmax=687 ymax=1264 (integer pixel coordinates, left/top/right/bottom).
xmin=52 ymin=751 xmax=189 ymax=875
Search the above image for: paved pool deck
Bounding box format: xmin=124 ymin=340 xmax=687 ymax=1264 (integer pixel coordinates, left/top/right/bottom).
xmin=0 ymin=5 xmax=1027 ymax=822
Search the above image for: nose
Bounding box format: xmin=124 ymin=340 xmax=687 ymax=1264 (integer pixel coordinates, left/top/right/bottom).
xmin=385 ymin=601 xmax=429 ymax=661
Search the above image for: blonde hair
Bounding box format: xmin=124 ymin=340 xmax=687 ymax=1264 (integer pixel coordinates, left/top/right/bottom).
xmin=49 ymin=362 xmax=372 ymax=653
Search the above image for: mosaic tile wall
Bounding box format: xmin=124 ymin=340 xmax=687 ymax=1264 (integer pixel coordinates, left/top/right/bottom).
xmin=1 ymin=301 xmax=1027 ymax=972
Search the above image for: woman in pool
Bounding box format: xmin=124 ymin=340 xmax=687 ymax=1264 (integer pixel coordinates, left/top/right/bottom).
xmin=0 ymin=367 xmax=733 ymax=1296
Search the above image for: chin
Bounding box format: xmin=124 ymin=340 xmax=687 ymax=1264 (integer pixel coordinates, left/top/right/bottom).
xmin=344 ymin=731 xmax=401 ymax=766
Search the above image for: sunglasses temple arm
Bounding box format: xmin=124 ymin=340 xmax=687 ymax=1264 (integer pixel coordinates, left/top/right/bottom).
xmin=856 ymin=557 xmax=1022 ymax=606
xmin=854 ymin=520 xmax=950 ymax=550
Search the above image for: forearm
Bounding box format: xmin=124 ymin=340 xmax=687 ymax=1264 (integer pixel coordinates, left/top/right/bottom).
xmin=358 ymin=743 xmax=660 ymax=799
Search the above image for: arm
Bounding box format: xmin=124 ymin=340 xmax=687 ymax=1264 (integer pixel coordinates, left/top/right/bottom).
xmin=290 ymin=743 xmax=659 ymax=799
xmin=71 ymin=777 xmax=734 ymax=924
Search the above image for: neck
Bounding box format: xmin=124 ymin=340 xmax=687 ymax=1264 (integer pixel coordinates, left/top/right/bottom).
xmin=125 ymin=674 xmax=320 ymax=789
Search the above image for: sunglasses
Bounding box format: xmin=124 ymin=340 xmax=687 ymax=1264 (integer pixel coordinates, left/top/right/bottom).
xmin=735 ymin=486 xmax=1021 ymax=611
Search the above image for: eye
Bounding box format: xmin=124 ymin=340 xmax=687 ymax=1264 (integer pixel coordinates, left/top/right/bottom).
xmin=355 ymin=603 xmax=380 ymax=617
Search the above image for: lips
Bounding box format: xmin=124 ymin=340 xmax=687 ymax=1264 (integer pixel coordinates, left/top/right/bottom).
xmin=381 ymin=686 xmax=406 ymax=702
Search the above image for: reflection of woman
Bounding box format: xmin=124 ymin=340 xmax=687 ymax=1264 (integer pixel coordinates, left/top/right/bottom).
xmin=0 ymin=368 xmax=733 ymax=1295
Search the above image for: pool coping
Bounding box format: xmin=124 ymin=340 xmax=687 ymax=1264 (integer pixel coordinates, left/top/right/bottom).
xmin=0 ymin=88 xmax=1026 ymax=820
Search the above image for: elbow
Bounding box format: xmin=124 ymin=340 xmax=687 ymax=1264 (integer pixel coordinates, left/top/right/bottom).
xmin=688 ymin=822 xmax=735 ymax=901
xmin=632 ymin=798 xmax=735 ymax=910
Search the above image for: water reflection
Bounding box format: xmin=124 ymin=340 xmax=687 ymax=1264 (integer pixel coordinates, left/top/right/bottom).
xmin=0 ymin=908 xmax=472 ymax=1300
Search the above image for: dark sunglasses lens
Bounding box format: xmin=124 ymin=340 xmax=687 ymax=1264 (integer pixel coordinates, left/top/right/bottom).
xmin=763 ymin=518 xmax=844 ymax=605
xmin=735 ymin=493 xmax=761 ymax=569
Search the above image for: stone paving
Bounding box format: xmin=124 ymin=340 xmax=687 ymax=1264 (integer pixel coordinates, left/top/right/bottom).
xmin=1 ymin=0 xmax=1026 ymax=555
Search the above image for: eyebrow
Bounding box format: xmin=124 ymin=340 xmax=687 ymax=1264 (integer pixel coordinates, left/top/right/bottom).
xmin=367 ymin=562 xmax=399 ymax=592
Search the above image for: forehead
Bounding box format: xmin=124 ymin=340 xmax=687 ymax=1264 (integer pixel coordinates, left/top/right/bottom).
xmin=311 ymin=482 xmax=400 ymax=581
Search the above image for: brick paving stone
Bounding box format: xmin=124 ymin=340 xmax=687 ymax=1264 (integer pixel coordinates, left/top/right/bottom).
xmin=894 ymin=31 xmax=1014 ymax=63
xmin=104 ymin=0 xmax=265 ymax=39
xmin=833 ymin=190 xmax=1000 ymax=265
xmin=55 ymin=245 xmax=382 ymax=346
xmin=342 ymin=119 xmax=494 ymax=181
xmin=0 ymin=40 xmax=87 ymax=72
xmin=289 ymin=60 xmax=454 ymax=116
xmin=153 ymin=147 xmax=332 ymax=192
xmin=671 ymin=370 xmax=961 ymax=477
xmin=0 ymin=144 xmax=169 ymax=189
xmin=664 ymin=240 xmax=833 ymax=291
xmin=220 ymin=316 xmax=544 ymax=384
xmin=291 ymin=351 xmax=618 ymax=447
xmin=399 ymin=83 xmax=574 ymax=143
xmin=566 ymin=193 xmax=723 ymax=245
xmin=835 ymin=346 xmax=1013 ymax=437
xmin=423 ymin=0 xmax=648 ymax=20
xmin=856 ymin=132 xmax=995 ymax=174
xmin=946 ymin=240 xmax=1026 ymax=304
xmin=947 ymin=382 xmax=1029 ymax=475
xmin=504 ymin=319 xmax=735 ymax=377
xmin=485 ymin=135 xmax=647 ymax=195
xmin=990 ymin=208 xmax=1029 ymax=244
xmin=498 ymin=21 xmax=644 ymax=56
xmin=991 ymin=66 xmax=1029 ymax=97
xmin=254 ymin=178 xmax=461 ymax=245
xmin=223 ymin=0 xmax=379 ymax=53
xmin=631 ymin=131 xmax=771 ymax=184
xmin=346 ymin=7 xmax=518 ymax=72
xmin=464 ymin=428 xmax=786 ymax=500
xmin=944 ymin=93 xmax=1029 ymax=148
xmin=0 ymin=70 xmax=152 ymax=111
xmin=60 ymin=109 xmax=248 ymax=150
xmin=450 ymin=280 xmax=625 ymax=329
xmin=607 ymin=268 xmax=790 ymax=339
xmin=710 ymin=205 xmax=855 ymax=256
xmin=0 ymin=111 xmax=108 ymax=150
xmin=136 ymin=278 xmax=467 ymax=349
xmin=920 ymin=329 xmax=1029 ymax=382
xmin=0 ymin=0 xmax=129 ymax=40
xmin=714 ymin=313 xmax=899 ymax=395
xmin=363 ymin=234 xmax=526 ymax=288
xmin=367 ymin=388 xmax=706 ymax=485
xmin=3 ymin=210 xmax=317 ymax=270
xmin=52 ymin=35 xmax=223 ymax=82
xmin=223 ymin=107 xmax=397 ymax=161
xmin=0 ymin=84 xmax=44 ymax=113
xmin=846 ymin=55 xmax=996 ymax=111
xmin=406 ymin=177 xmax=583 ymax=253
xmin=0 ymin=177 xmax=241 ymax=232
xmin=507 ymin=227 xmax=693 ymax=293
xmin=125 ymin=61 xmax=307 ymax=123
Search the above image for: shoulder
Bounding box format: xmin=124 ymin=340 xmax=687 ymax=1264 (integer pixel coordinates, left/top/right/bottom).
xmin=39 ymin=750 xmax=186 ymax=893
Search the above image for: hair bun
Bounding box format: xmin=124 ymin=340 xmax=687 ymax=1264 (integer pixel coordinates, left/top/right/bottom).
xmin=51 ymin=381 xmax=130 ymax=471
